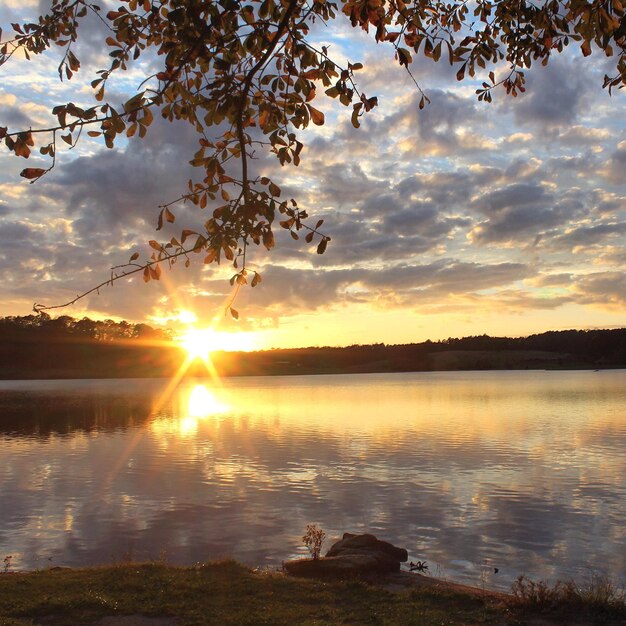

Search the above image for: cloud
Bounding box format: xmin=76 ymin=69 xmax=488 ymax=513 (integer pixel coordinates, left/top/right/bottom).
xmin=40 ymin=115 xmax=203 ymax=249
xmin=502 ymin=57 xmax=589 ymax=129
xmin=505 ymin=132 xmax=534 ymax=144
xmin=0 ymin=92 xmax=33 ymax=128
xmin=552 ymin=222 xmax=626 ymax=252
xmin=575 ymin=272 xmax=626 ymax=307
xmin=557 ymin=125 xmax=611 ymax=146
xmin=381 ymin=90 xmax=490 ymax=157
xmin=0 ymin=221 xmax=31 ymax=242
xmin=592 ymin=191 xmax=626 ymax=216
xmin=468 ymin=183 xmax=588 ymax=246
xmin=503 ymin=158 xmax=543 ymax=181
xmin=472 ymin=183 xmax=548 ymax=214
xmin=482 ymin=290 xmax=575 ymax=311
xmin=601 ymin=141 xmax=626 ymax=185
xmin=532 ymin=273 xmax=574 ymax=287
xmin=593 ymin=247 xmax=626 ymax=268
xmin=233 ymin=259 xmax=534 ymax=317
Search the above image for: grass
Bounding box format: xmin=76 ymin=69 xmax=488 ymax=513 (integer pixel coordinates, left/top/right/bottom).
xmin=0 ymin=561 xmax=504 ymax=626
xmin=0 ymin=561 xmax=623 ymax=625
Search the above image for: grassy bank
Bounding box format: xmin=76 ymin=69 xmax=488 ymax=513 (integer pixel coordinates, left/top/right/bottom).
xmin=1 ymin=561 xmax=624 ymax=625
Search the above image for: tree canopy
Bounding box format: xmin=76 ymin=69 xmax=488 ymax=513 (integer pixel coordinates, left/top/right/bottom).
xmin=1 ymin=0 xmax=624 ymax=316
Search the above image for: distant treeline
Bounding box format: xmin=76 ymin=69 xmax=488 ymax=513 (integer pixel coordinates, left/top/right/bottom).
xmin=0 ymin=314 xmax=180 ymax=379
xmin=0 ymin=314 xmax=625 ymax=379
xmin=249 ymin=329 xmax=626 ymax=376
xmin=0 ymin=313 xmax=172 ymax=342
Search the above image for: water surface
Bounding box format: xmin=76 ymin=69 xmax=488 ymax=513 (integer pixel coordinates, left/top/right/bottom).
xmin=1 ymin=370 xmax=624 ymax=590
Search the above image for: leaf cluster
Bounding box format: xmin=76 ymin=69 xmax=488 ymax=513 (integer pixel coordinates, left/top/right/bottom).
xmin=1 ymin=0 xmax=624 ymax=313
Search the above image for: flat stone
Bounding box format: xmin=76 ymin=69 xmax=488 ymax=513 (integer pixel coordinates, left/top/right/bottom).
xmin=284 ymin=553 xmax=399 ymax=579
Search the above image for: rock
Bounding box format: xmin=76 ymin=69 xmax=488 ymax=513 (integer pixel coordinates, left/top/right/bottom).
xmin=326 ymin=533 xmax=408 ymax=563
xmin=284 ymin=533 xmax=408 ymax=579
xmin=283 ymin=555 xmax=380 ymax=578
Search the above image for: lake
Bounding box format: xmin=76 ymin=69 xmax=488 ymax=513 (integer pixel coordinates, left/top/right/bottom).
xmin=1 ymin=370 xmax=625 ymax=590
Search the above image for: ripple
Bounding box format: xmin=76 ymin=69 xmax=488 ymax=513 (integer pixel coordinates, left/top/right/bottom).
xmin=0 ymin=370 xmax=624 ymax=591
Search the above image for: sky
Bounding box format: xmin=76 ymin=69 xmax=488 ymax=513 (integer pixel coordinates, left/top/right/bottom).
xmin=0 ymin=1 xmax=625 ymax=350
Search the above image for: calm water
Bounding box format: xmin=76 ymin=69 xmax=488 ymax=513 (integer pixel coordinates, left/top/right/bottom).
xmin=0 ymin=370 xmax=625 ymax=590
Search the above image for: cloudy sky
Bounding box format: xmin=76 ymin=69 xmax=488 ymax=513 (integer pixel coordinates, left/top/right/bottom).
xmin=1 ymin=1 xmax=625 ymax=349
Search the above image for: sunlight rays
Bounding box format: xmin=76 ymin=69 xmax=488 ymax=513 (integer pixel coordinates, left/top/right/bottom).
xmin=101 ymin=279 xmax=241 ymax=487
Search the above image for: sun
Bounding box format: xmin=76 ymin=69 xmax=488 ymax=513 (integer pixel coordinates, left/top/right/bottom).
xmin=178 ymin=327 xmax=259 ymax=359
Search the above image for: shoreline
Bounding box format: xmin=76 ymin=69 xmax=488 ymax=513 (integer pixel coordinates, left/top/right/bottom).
xmin=1 ymin=560 xmax=624 ymax=625
xmin=1 ymin=364 xmax=624 ymax=382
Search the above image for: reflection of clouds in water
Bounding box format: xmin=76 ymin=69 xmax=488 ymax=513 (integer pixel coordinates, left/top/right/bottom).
xmin=0 ymin=371 xmax=625 ymax=588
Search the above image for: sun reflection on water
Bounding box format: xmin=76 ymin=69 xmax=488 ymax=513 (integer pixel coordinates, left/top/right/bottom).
xmin=150 ymin=384 xmax=229 ymax=440
xmin=171 ymin=385 xmax=229 ymax=437
xmin=187 ymin=384 xmax=228 ymax=417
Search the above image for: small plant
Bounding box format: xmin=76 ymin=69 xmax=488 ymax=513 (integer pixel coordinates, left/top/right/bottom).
xmin=477 ymin=559 xmax=498 ymax=594
xmin=513 ymin=574 xmax=593 ymax=612
xmin=511 ymin=573 xmax=626 ymax=619
xmin=302 ymin=524 xmax=325 ymax=560
xmin=3 ymin=555 xmax=13 ymax=573
xmin=578 ymin=568 xmax=626 ymax=612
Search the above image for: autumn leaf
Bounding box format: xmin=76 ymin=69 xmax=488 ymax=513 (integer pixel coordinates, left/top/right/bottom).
xmin=263 ymin=230 xmax=275 ymax=250
xmin=351 ymin=103 xmax=362 ymax=128
xmin=397 ymin=48 xmax=412 ymax=66
xmin=20 ymin=168 xmax=46 ymax=180
xmin=269 ymin=182 xmax=281 ymax=196
xmin=309 ymin=106 xmax=325 ymax=126
xmin=14 ymin=142 xmax=31 ymax=158
xmin=180 ymin=229 xmax=196 ymax=243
